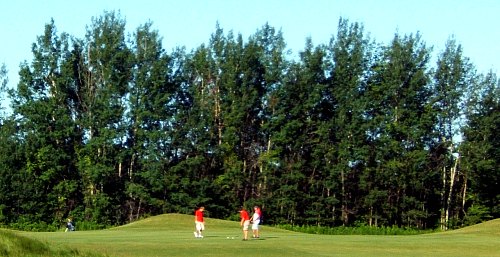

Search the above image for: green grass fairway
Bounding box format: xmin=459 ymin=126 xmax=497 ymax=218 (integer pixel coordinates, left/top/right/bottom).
xmin=17 ymin=214 xmax=500 ymax=257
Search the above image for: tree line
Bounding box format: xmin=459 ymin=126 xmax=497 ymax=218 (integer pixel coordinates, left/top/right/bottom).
xmin=0 ymin=11 xmax=498 ymax=230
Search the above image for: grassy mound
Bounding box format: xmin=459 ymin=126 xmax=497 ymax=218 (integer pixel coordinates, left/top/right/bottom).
xmin=445 ymin=218 xmax=500 ymax=236
xmin=0 ymin=228 xmax=106 ymax=257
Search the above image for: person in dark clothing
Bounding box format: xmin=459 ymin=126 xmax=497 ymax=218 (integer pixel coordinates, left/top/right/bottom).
xmin=65 ymin=218 xmax=75 ymax=232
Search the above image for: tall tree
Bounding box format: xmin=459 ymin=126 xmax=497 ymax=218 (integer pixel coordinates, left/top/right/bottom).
xmin=364 ymin=33 xmax=435 ymax=227
xmin=10 ymin=19 xmax=82 ymax=224
xmin=167 ymin=30 xmax=225 ymax=215
xmin=460 ymin=71 xmax=499 ymax=224
xmin=325 ymin=18 xmax=371 ymax=225
xmin=124 ymin=21 xmax=175 ymax=221
xmin=269 ymin=38 xmax=327 ymax=224
xmin=0 ymin=65 xmax=22 ymax=223
xmin=432 ymin=38 xmax=475 ymax=229
xmin=248 ymin=24 xmax=288 ymax=208
xmin=75 ymin=11 xmax=132 ymax=224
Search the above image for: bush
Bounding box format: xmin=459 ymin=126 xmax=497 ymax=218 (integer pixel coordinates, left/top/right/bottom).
xmin=463 ymin=204 xmax=493 ymax=226
xmin=73 ymin=220 xmax=108 ymax=231
xmin=9 ymin=219 xmax=58 ymax=232
xmin=275 ymin=224 xmax=433 ymax=235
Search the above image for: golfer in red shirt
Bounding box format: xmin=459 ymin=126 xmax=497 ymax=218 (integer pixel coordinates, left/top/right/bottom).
xmin=240 ymin=207 xmax=250 ymax=240
xmin=194 ymin=207 xmax=205 ymax=238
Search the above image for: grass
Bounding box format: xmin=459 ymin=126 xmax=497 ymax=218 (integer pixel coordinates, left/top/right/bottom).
xmin=5 ymin=214 xmax=500 ymax=257
xmin=0 ymin=228 xmax=105 ymax=257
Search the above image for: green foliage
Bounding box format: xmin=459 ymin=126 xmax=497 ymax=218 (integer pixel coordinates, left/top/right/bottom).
xmin=463 ymin=203 xmax=493 ymax=226
xmin=71 ymin=220 xmax=108 ymax=231
xmin=0 ymin=13 xmax=497 ymax=232
xmin=460 ymin=72 xmax=500 ymax=224
xmin=0 ymin=64 xmax=7 ymax=114
xmin=275 ymin=223 xmax=432 ymax=235
xmin=8 ymin=217 xmax=58 ymax=232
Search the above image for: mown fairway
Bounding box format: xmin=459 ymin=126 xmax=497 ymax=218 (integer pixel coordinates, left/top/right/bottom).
xmin=18 ymin=214 xmax=500 ymax=257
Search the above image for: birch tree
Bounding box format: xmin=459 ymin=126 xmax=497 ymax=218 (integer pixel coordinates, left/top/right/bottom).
xmin=432 ymin=38 xmax=474 ymax=229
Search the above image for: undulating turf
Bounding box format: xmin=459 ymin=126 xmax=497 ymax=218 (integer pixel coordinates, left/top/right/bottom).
xmin=10 ymin=214 xmax=500 ymax=257
xmin=0 ymin=228 xmax=105 ymax=257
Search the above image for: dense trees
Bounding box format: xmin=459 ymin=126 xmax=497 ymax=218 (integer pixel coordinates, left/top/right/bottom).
xmin=460 ymin=72 xmax=499 ymax=225
xmin=0 ymin=12 xmax=497 ymax=230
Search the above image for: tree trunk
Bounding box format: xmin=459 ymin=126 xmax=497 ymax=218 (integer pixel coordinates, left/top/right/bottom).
xmin=369 ymin=206 xmax=373 ymax=226
xmin=341 ymin=167 xmax=348 ymax=225
xmin=461 ymin=173 xmax=467 ymax=215
xmin=445 ymin=154 xmax=459 ymax=228
xmin=214 ymin=79 xmax=222 ymax=146
xmin=440 ymin=144 xmax=448 ymax=230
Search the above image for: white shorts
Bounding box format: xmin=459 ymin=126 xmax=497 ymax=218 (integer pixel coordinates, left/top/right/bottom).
xmin=195 ymin=221 xmax=205 ymax=231
xmin=242 ymin=220 xmax=250 ymax=231
xmin=252 ymin=220 xmax=260 ymax=230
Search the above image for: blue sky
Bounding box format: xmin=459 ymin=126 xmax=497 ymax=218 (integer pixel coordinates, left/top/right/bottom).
xmin=1 ymin=0 xmax=499 ymax=91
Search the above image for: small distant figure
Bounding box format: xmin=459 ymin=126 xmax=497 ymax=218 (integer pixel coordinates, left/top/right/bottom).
xmin=239 ymin=206 xmax=251 ymax=240
xmin=65 ymin=218 xmax=75 ymax=232
xmin=194 ymin=206 xmax=205 ymax=238
xmin=251 ymin=206 xmax=262 ymax=239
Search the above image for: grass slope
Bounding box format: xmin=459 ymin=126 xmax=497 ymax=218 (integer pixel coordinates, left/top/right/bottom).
xmin=14 ymin=215 xmax=500 ymax=257
xmin=0 ymin=228 xmax=105 ymax=257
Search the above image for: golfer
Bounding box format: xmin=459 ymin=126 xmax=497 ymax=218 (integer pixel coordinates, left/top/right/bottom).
xmin=194 ymin=206 xmax=205 ymax=238
xmin=239 ymin=207 xmax=251 ymax=240
xmin=251 ymin=206 xmax=261 ymax=238
xmin=65 ymin=218 xmax=75 ymax=232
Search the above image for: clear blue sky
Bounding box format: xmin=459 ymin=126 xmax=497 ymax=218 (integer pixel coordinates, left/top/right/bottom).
xmin=1 ymin=0 xmax=499 ymax=91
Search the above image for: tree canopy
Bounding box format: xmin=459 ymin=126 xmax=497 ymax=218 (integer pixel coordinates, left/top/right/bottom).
xmin=0 ymin=12 xmax=498 ymax=230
